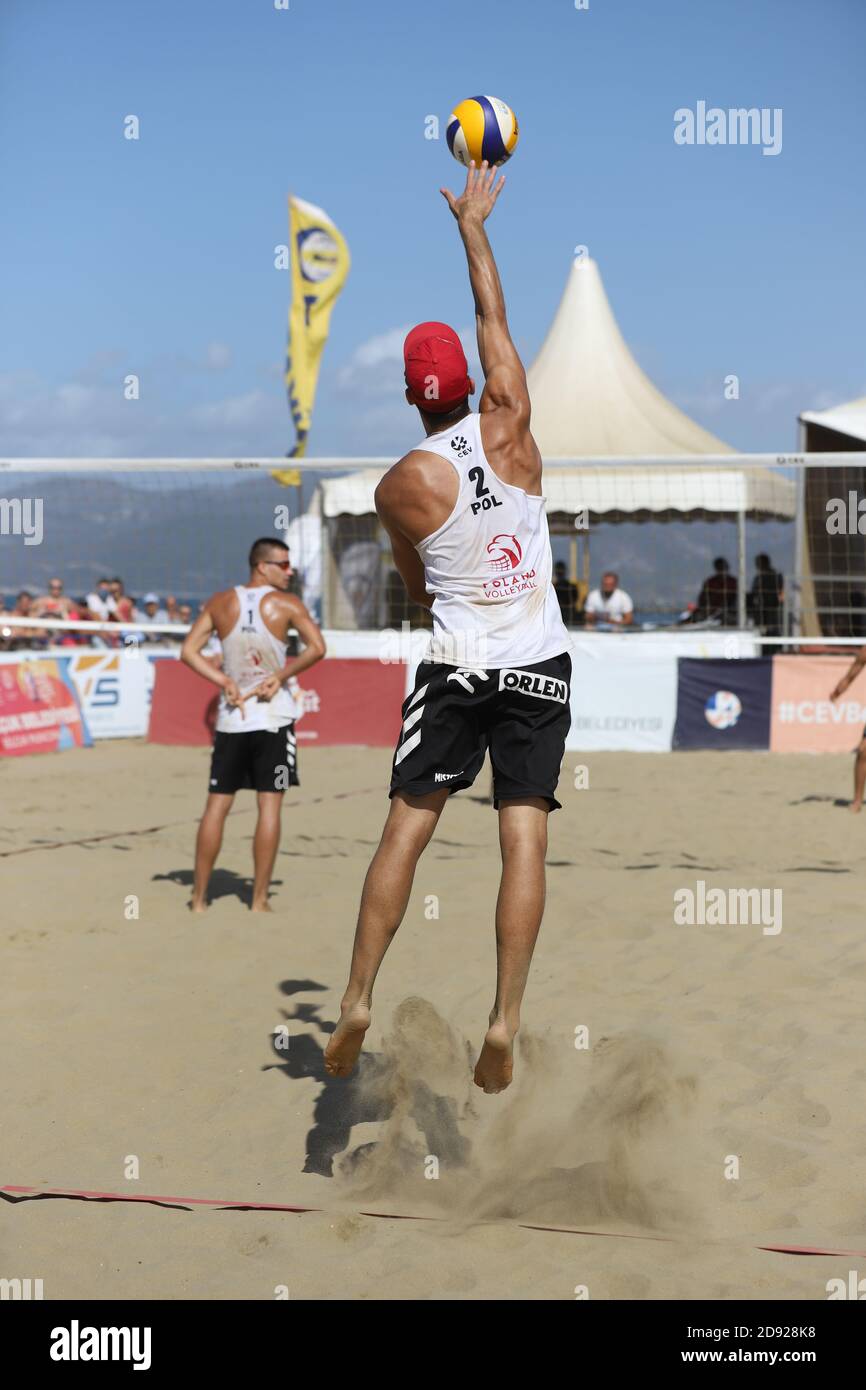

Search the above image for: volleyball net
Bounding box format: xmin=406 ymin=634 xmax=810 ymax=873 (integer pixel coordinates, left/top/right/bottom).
xmin=1 ymin=453 xmax=865 ymax=649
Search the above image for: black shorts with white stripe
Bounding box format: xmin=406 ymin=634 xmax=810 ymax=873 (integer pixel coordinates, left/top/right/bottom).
xmin=209 ymin=722 xmax=299 ymax=795
xmin=389 ymin=652 xmax=572 ymax=811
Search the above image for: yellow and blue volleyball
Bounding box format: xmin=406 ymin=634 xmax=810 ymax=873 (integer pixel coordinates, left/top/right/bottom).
xmin=446 ymin=95 xmax=519 ymax=168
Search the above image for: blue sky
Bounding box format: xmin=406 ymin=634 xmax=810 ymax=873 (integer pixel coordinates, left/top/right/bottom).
xmin=1 ymin=0 xmax=864 ymax=460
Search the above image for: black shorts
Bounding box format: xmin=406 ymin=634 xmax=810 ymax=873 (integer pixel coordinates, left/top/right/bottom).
xmin=209 ymin=723 xmax=299 ymax=795
xmin=390 ymin=652 xmax=572 ymax=811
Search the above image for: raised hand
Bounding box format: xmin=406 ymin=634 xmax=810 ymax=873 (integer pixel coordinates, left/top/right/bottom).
xmin=440 ymin=160 xmax=506 ymax=224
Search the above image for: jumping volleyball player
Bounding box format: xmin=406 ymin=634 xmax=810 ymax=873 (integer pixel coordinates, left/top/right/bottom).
xmin=325 ymin=161 xmax=572 ymax=1093
xmin=181 ymin=538 xmax=325 ymax=912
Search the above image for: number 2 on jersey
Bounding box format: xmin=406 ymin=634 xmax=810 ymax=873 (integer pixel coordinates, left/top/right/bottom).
xmin=468 ymin=466 xmax=502 ymax=516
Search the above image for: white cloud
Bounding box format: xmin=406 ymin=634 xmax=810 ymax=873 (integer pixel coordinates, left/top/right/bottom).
xmin=204 ymin=341 xmax=232 ymax=371
xmin=190 ymin=390 xmax=273 ymax=428
xmin=336 ymin=324 xmax=480 ymax=398
xmin=336 ymin=326 xmax=412 ymax=395
xmin=0 ymin=370 xmax=289 ymax=458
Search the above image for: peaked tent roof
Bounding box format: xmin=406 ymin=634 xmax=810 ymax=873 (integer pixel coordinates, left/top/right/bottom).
xmin=526 ymin=257 xmax=732 ymax=457
xmin=799 ymin=395 xmax=866 ymax=445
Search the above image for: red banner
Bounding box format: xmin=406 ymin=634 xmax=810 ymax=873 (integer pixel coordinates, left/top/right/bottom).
xmin=148 ymin=658 xmax=404 ymax=748
xmin=0 ymin=660 xmax=91 ymax=756
xmin=147 ymin=660 xmax=219 ymax=746
xmin=292 ymin=660 xmax=404 ymax=746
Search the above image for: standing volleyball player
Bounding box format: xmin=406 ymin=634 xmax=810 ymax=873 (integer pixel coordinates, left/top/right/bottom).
xmin=182 ymin=537 xmax=325 ymax=912
xmin=829 ymin=644 xmax=866 ymax=812
xmin=325 ymin=161 xmax=572 ymax=1093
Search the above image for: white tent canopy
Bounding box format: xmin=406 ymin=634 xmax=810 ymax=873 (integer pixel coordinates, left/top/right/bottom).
xmin=320 ymin=462 xmax=795 ymax=521
xmin=544 ymin=465 xmax=794 ymax=521
xmin=526 ymin=256 xmax=732 ymax=458
xmin=799 ymin=395 xmax=866 ymax=445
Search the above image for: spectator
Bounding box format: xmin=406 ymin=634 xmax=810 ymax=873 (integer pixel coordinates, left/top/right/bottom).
xmin=165 ymin=595 xmax=180 ymax=623
xmin=136 ymin=592 xmax=169 ymax=642
xmin=86 ymin=576 xmax=117 ymax=621
xmin=1 ymin=591 xmax=45 ymax=649
xmin=135 ymin=591 xmax=168 ymax=622
xmin=748 ymin=553 xmax=784 ymax=635
xmin=110 ymin=578 xmax=135 ymax=623
xmin=692 ymin=557 xmax=738 ymax=627
xmin=584 ymin=571 xmax=634 ymax=628
xmin=553 ymin=561 xmax=579 ymax=626
xmin=178 ymin=603 xmax=193 ymax=626
xmin=33 ymin=577 xmax=76 ymax=620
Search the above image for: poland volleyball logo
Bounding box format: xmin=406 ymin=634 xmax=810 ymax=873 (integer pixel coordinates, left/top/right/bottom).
xmin=704 ymin=690 xmax=742 ymax=730
xmin=486 ymin=534 xmax=522 ymax=573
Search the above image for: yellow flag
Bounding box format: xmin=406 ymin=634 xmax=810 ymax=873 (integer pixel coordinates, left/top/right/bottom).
xmin=284 ymin=195 xmax=350 ymax=459
xmin=271 ymin=466 xmax=301 ymax=487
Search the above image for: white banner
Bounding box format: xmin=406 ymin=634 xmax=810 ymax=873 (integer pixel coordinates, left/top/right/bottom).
xmin=65 ymin=650 xmax=163 ymax=739
xmin=566 ymin=652 xmax=677 ymax=751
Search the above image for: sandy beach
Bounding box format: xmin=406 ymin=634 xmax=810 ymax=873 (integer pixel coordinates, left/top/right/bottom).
xmin=2 ymin=740 xmax=865 ymax=1300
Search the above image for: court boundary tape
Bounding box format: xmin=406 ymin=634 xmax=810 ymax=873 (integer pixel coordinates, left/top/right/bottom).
xmin=3 ymin=1185 xmax=864 ymax=1257
xmin=0 ymin=784 xmax=383 ymax=858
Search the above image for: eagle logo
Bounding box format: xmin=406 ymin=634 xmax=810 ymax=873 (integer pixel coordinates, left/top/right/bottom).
xmin=486 ymin=534 xmax=523 ymax=573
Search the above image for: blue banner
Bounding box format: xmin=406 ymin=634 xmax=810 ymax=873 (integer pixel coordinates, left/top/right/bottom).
xmin=673 ymin=658 xmax=772 ymax=750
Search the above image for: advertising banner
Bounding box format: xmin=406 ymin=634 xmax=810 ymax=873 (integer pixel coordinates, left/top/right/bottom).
xmin=770 ymin=656 xmax=866 ymax=753
xmin=566 ymin=652 xmax=678 ymax=752
xmin=673 ymin=658 xmax=772 ymax=750
xmin=0 ymin=659 xmax=91 ymax=756
xmin=291 ymin=659 xmax=404 ymax=746
xmin=67 ymin=649 xmax=162 ymax=740
xmin=148 ymin=657 xmax=404 ymax=749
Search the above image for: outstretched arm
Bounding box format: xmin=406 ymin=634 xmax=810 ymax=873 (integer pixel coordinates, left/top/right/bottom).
xmin=441 ymin=161 xmax=529 ymax=419
xmin=830 ymin=645 xmax=866 ymax=700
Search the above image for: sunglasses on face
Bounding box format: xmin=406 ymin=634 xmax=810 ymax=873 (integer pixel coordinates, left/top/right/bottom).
xmin=264 ymin=559 xmax=291 ymax=571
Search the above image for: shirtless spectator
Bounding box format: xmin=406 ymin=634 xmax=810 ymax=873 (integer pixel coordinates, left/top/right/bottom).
xmin=110 ymin=578 xmax=135 ymax=623
xmin=33 ymin=577 xmax=76 ymax=621
xmin=6 ymin=590 xmax=48 ymax=649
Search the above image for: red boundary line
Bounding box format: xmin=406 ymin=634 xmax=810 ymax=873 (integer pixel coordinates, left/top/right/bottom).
xmin=4 ymin=1185 xmax=865 ymax=1256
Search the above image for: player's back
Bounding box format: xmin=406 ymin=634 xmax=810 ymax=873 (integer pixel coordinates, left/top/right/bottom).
xmin=209 ymin=585 xmax=299 ymax=732
xmin=410 ymin=411 xmax=568 ymax=668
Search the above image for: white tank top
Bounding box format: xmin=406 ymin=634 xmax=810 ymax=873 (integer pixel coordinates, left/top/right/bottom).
xmin=215 ymin=585 xmax=300 ymax=733
xmin=414 ymin=413 xmax=569 ymax=668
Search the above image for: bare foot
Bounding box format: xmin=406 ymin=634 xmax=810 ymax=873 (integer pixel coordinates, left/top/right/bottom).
xmin=251 ymin=899 xmax=273 ymax=912
xmin=189 ymin=899 xmax=208 ymax=914
xmin=849 ymin=801 xmax=862 ymax=815
xmin=324 ymin=1003 xmax=371 ymax=1077
xmin=473 ymin=1020 xmax=515 ymax=1094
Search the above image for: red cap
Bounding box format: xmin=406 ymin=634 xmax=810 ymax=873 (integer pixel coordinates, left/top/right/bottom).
xmin=403 ymin=322 xmax=471 ymax=413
